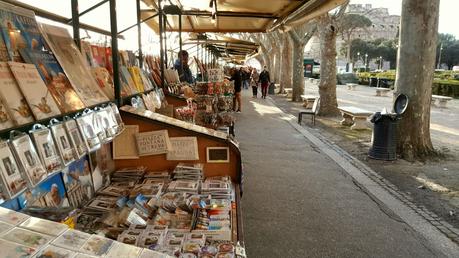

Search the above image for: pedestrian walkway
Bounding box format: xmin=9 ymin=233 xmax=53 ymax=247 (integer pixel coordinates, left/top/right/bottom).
xmin=235 ymin=90 xmax=452 ymax=258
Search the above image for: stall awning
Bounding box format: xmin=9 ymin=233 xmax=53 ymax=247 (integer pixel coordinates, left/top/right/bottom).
xmin=141 ymin=0 xmax=347 ymax=33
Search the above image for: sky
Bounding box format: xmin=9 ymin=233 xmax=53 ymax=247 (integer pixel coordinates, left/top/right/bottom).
xmin=350 ymin=0 xmax=459 ymax=38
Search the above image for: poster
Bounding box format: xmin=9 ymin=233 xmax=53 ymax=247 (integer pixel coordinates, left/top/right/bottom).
xmin=62 ymin=156 xmax=94 ymax=208
xmin=135 ymin=130 xmax=171 ymax=156
xmin=166 ymin=137 xmax=199 ymax=161
xmin=18 ymin=172 xmax=69 ymax=209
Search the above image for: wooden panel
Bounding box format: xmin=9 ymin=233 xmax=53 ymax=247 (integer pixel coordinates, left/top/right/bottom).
xmin=115 ymin=114 xmax=240 ymax=182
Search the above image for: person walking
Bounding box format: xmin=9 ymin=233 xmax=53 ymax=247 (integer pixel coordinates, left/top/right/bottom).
xmin=229 ymin=68 xmax=242 ymax=112
xmin=250 ymin=69 xmax=259 ymax=98
xmin=258 ymin=66 xmax=270 ymax=99
xmin=241 ymin=67 xmax=250 ymax=90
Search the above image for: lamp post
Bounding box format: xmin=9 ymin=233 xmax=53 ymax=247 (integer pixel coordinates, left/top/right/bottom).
xmin=437 ymin=43 xmax=443 ymax=69
xmin=379 ymin=56 xmax=383 ymax=70
xmin=365 ymin=53 xmax=368 ymax=71
xmin=357 ymin=52 xmax=360 ymax=69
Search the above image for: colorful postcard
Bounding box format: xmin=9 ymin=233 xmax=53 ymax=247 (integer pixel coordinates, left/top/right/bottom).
xmin=31 ymin=244 xmax=74 ymax=258
xmin=104 ymin=242 xmax=142 ymax=258
xmin=79 ymin=234 xmax=114 ymax=256
xmin=11 ymin=134 xmax=47 ymax=187
xmin=52 ymin=229 xmax=91 ymax=252
xmin=30 ymin=128 xmax=62 ymax=174
xmin=0 ymin=220 xmax=13 ymax=234
xmin=50 ymin=123 xmax=76 ymax=166
xmin=19 ymin=217 xmax=68 ymax=236
xmin=0 ymin=206 xmax=29 ymax=225
xmin=18 ymin=172 xmax=69 ymax=209
xmin=61 ymin=156 xmax=94 ymax=208
xmin=40 ymin=24 xmax=109 ymax=106
xmin=1 ymin=227 xmax=53 ymax=249
xmin=0 ymin=62 xmax=34 ymax=125
xmin=0 ymin=141 xmax=27 ymax=198
xmin=0 ymin=238 xmax=36 ymax=257
xmin=0 ymin=2 xmax=45 ymax=62
xmin=20 ymin=49 xmax=85 ymax=113
xmin=8 ymin=62 xmax=61 ymax=120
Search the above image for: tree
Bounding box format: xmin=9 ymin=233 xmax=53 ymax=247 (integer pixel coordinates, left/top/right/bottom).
xmin=317 ymin=3 xmax=348 ymax=116
xmin=394 ymin=0 xmax=440 ymax=160
xmin=278 ymin=29 xmax=293 ymax=94
xmin=288 ymin=22 xmax=317 ymax=102
xmin=340 ymin=13 xmax=372 ymax=72
xmin=346 ymin=38 xmax=398 ymax=69
xmin=437 ymin=33 xmax=459 ymax=69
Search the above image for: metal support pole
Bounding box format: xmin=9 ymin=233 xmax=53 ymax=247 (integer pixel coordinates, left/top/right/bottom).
xmin=158 ymin=0 xmax=165 ymax=88
xmin=71 ymin=0 xmax=81 ymax=50
xmin=109 ymin=0 xmax=121 ymax=105
xmin=179 ymin=14 xmax=182 ymax=54
xmin=163 ymin=15 xmax=168 ymax=68
xmin=136 ymin=0 xmax=143 ymax=68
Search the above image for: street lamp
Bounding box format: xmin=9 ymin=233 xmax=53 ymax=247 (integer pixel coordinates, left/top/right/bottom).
xmin=437 ymin=43 xmax=443 ymax=69
xmin=365 ymin=53 xmax=368 ymax=70
xmin=357 ymin=52 xmax=360 ymax=68
xmin=379 ymin=56 xmax=383 ymax=70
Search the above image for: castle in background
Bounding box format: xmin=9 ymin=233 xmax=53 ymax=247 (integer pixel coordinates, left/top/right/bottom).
xmin=304 ymin=4 xmax=401 ymax=71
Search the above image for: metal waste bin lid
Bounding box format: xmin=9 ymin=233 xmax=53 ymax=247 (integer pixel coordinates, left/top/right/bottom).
xmin=393 ymin=94 xmax=408 ymax=115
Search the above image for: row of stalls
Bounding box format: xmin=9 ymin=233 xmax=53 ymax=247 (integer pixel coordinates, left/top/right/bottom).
xmin=0 ymin=0 xmax=345 ymax=257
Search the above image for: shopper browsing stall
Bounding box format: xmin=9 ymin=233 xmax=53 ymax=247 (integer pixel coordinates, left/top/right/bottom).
xmin=174 ymin=50 xmax=194 ymax=84
xmin=258 ymin=66 xmax=270 ymax=99
xmin=229 ymin=68 xmax=242 ymax=113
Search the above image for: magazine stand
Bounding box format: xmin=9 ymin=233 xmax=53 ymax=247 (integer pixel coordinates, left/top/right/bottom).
xmin=116 ymin=106 xmax=244 ymax=244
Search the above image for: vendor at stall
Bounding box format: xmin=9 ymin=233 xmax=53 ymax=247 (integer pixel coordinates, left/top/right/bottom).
xmin=174 ymin=50 xmax=194 ymax=84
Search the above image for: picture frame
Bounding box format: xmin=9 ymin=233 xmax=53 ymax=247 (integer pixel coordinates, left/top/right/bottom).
xmin=0 ymin=141 xmax=27 ymax=198
xmin=64 ymin=119 xmax=88 ymax=159
xmin=50 ymin=122 xmax=76 ymax=166
xmin=76 ymin=112 xmax=101 ymax=153
xmin=10 ymin=134 xmax=47 ymax=187
xmin=206 ymin=147 xmax=230 ymax=163
xmin=30 ymin=127 xmax=62 ymax=174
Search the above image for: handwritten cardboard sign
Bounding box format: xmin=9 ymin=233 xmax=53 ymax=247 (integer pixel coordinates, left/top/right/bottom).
xmin=135 ymin=130 xmax=171 ymax=156
xmin=167 ymin=137 xmax=199 ymax=161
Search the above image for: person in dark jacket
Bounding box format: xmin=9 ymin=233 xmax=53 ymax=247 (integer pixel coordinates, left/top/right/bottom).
xmin=258 ymin=66 xmax=270 ymax=99
xmin=174 ymin=50 xmax=193 ymax=83
xmin=229 ymin=68 xmax=242 ymax=112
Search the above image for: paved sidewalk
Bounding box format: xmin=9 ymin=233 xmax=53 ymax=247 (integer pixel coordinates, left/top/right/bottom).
xmin=235 ymin=89 xmax=452 ymax=258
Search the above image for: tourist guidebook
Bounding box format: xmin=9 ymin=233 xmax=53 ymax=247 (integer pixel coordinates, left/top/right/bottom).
xmin=0 ymin=62 xmax=34 ymax=125
xmin=0 ymin=2 xmax=45 ymax=62
xmin=40 ymin=24 xmax=109 ymax=106
xmin=20 ymin=49 xmax=86 ymax=113
xmin=8 ymin=62 xmax=61 ymax=120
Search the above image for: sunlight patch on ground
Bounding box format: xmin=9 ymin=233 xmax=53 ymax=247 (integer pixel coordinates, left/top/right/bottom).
xmin=250 ymin=100 xmax=283 ymax=115
xmin=415 ymin=176 xmax=450 ymax=193
xmin=431 ymin=123 xmax=459 ymax=137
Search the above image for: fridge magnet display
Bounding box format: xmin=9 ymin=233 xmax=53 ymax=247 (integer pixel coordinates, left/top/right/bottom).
xmin=10 ymin=134 xmax=47 ymax=187
xmin=62 ymin=156 xmax=94 ymax=208
xmin=0 ymin=141 xmax=27 ymax=198
xmin=64 ymin=119 xmax=88 ymax=159
xmin=135 ymin=130 xmax=172 ymax=156
xmin=113 ymin=125 xmax=139 ymax=159
xmin=8 ymin=62 xmax=61 ymax=120
xmin=18 ymin=172 xmax=69 ymax=208
xmin=31 ymin=244 xmax=74 ymax=258
xmin=79 ymin=234 xmax=114 ymax=256
xmin=30 ymin=125 xmax=62 ymax=174
xmin=206 ymin=147 xmax=230 ymax=163
xmin=52 ymin=228 xmax=91 ymax=251
xmin=0 ymin=238 xmax=36 ymax=257
xmin=76 ymin=112 xmax=101 ymax=153
xmin=19 ymin=49 xmax=86 ymax=113
xmin=50 ymin=121 xmax=76 ymax=166
xmin=0 ymin=206 xmax=30 ymax=225
xmin=1 ymin=227 xmax=53 ymax=249
xmin=40 ymin=24 xmax=109 ymax=106
xmin=167 ymin=137 xmax=199 ymax=161
xmin=19 ymin=216 xmax=68 ymax=236
xmin=0 ymin=62 xmax=34 ymax=125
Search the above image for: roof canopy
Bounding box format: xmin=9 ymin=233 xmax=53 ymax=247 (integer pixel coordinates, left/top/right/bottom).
xmin=185 ymin=35 xmax=259 ymax=61
xmin=142 ymin=0 xmax=347 ymax=33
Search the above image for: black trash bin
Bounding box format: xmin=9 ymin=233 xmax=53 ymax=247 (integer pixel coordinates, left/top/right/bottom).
xmin=268 ymin=82 xmax=275 ymax=95
xmin=369 ymin=77 xmax=378 ymax=87
xmin=368 ymin=94 xmax=408 ymax=160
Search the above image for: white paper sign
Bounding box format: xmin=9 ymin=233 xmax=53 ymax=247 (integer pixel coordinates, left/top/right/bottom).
xmin=135 ymin=130 xmax=171 ymax=156
xmin=166 ymin=137 xmax=199 ymax=161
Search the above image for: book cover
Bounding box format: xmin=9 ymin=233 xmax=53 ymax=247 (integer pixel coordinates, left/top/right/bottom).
xmin=128 ymin=66 xmax=145 ymax=92
xmin=0 ymin=30 xmax=9 ymax=61
xmin=0 ymin=141 xmax=27 ymax=198
xmin=17 ymin=171 xmax=69 ymax=209
xmin=105 ymin=46 xmax=113 ymax=75
xmin=40 ymin=24 xmax=109 ymax=106
xmin=120 ymin=66 xmax=138 ymax=95
xmin=91 ymin=67 xmax=115 ymax=100
xmin=90 ymin=45 xmax=105 ymax=67
xmin=80 ymin=41 xmax=94 ymax=67
xmin=0 ymin=2 xmax=45 ymax=62
xmin=0 ymin=62 xmax=34 ymax=125
xmin=8 ymin=62 xmax=61 ymax=120
xmin=20 ymin=49 xmax=85 ymax=113
xmin=0 ymin=93 xmax=14 ymax=131
xmin=62 ymin=156 xmax=94 ymax=208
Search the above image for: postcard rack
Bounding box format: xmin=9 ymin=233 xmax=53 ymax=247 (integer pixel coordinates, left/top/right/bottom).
xmin=116 ymin=107 xmax=244 ymax=244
